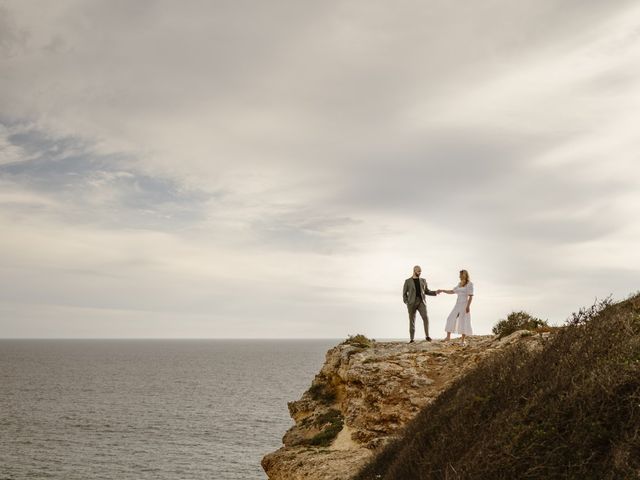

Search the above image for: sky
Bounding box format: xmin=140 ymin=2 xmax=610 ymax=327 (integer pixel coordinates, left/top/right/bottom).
xmin=1 ymin=0 xmax=639 ymax=338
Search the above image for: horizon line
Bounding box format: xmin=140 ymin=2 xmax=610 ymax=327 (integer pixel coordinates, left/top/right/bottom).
xmin=0 ymin=336 xmax=413 ymax=341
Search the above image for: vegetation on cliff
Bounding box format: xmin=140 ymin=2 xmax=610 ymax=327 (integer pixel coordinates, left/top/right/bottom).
xmin=306 ymin=409 xmax=344 ymax=447
xmin=491 ymin=310 xmax=550 ymax=339
xmin=355 ymin=293 xmax=640 ymax=480
xmin=342 ymin=334 xmax=375 ymax=348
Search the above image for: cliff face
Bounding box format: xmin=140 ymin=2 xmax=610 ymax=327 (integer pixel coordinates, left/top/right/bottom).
xmin=262 ymin=332 xmax=546 ymax=480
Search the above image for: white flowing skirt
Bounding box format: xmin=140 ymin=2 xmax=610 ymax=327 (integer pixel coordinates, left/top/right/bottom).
xmin=445 ymin=301 xmax=473 ymax=335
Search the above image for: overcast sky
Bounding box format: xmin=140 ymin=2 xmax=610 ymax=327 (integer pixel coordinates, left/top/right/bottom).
xmin=1 ymin=0 xmax=639 ymax=338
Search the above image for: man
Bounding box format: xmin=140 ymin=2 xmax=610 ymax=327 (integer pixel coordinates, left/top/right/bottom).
xmin=402 ymin=265 xmax=438 ymax=343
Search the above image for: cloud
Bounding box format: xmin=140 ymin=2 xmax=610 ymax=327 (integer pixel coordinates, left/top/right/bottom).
xmin=0 ymin=123 xmax=30 ymax=166
xmin=0 ymin=4 xmax=28 ymax=58
xmin=0 ymin=0 xmax=639 ymax=337
xmin=0 ymin=122 xmax=217 ymax=230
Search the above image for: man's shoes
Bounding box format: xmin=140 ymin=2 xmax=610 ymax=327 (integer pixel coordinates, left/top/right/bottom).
xmin=408 ymin=339 xmax=415 ymax=343
xmin=425 ymin=337 xmax=432 ymax=342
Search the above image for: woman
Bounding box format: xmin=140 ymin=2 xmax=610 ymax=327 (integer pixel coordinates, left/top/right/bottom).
xmin=438 ymin=270 xmax=474 ymax=346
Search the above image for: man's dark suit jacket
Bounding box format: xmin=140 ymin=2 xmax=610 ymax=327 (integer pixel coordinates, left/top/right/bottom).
xmin=403 ymin=277 xmax=437 ymax=305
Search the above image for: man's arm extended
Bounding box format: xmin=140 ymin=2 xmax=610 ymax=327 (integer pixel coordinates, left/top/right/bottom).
xmin=425 ymin=282 xmax=438 ymax=296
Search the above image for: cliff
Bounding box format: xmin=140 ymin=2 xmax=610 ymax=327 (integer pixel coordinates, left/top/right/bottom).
xmin=262 ymin=331 xmax=548 ymax=480
xmin=356 ymin=294 xmax=640 ymax=480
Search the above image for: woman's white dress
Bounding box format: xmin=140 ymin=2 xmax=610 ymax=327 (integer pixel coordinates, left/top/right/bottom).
xmin=445 ymin=282 xmax=474 ymax=335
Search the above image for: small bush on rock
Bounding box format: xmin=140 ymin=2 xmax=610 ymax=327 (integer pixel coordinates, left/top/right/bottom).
xmin=307 ymin=409 xmax=344 ymax=447
xmin=492 ymin=311 xmax=549 ymax=339
xmin=342 ymin=334 xmax=374 ymax=348
xmin=308 ymin=381 xmax=337 ymax=405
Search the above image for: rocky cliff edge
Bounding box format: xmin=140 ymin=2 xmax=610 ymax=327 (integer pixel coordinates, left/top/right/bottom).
xmin=262 ymin=332 xmax=548 ymax=480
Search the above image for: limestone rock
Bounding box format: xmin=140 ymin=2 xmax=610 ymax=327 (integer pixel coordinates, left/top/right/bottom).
xmin=262 ymin=334 xmax=546 ymax=480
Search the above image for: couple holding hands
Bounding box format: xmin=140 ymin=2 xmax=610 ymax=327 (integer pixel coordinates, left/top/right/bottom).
xmin=402 ymin=265 xmax=474 ymax=346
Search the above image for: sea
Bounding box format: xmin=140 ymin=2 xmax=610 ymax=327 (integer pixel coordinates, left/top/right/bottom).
xmin=0 ymin=339 xmax=338 ymax=480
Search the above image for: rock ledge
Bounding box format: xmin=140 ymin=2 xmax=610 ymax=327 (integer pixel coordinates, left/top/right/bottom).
xmin=262 ymin=331 xmax=546 ymax=479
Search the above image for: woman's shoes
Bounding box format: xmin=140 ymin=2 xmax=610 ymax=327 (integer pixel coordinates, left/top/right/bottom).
xmin=461 ymin=341 xmax=467 ymax=347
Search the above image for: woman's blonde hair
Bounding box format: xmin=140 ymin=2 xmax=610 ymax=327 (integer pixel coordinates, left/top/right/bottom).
xmin=459 ymin=269 xmax=470 ymax=287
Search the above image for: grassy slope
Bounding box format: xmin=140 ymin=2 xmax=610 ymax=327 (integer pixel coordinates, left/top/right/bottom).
xmin=355 ymin=294 xmax=640 ymax=480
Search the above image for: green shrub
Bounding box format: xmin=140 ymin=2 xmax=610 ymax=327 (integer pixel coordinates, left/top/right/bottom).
xmin=342 ymin=334 xmax=374 ymax=348
xmin=308 ymin=381 xmax=337 ymax=405
xmin=307 ymin=409 xmax=344 ymax=447
xmin=492 ymin=310 xmax=549 ymax=339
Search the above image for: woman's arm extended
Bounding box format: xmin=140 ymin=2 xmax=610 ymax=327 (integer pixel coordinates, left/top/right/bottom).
xmin=437 ymin=289 xmax=455 ymax=294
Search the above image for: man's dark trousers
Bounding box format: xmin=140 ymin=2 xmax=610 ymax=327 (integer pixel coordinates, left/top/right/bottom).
xmin=408 ymin=296 xmax=429 ymax=341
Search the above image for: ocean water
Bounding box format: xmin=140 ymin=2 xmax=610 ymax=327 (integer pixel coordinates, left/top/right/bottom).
xmin=0 ymin=339 xmax=337 ymax=480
